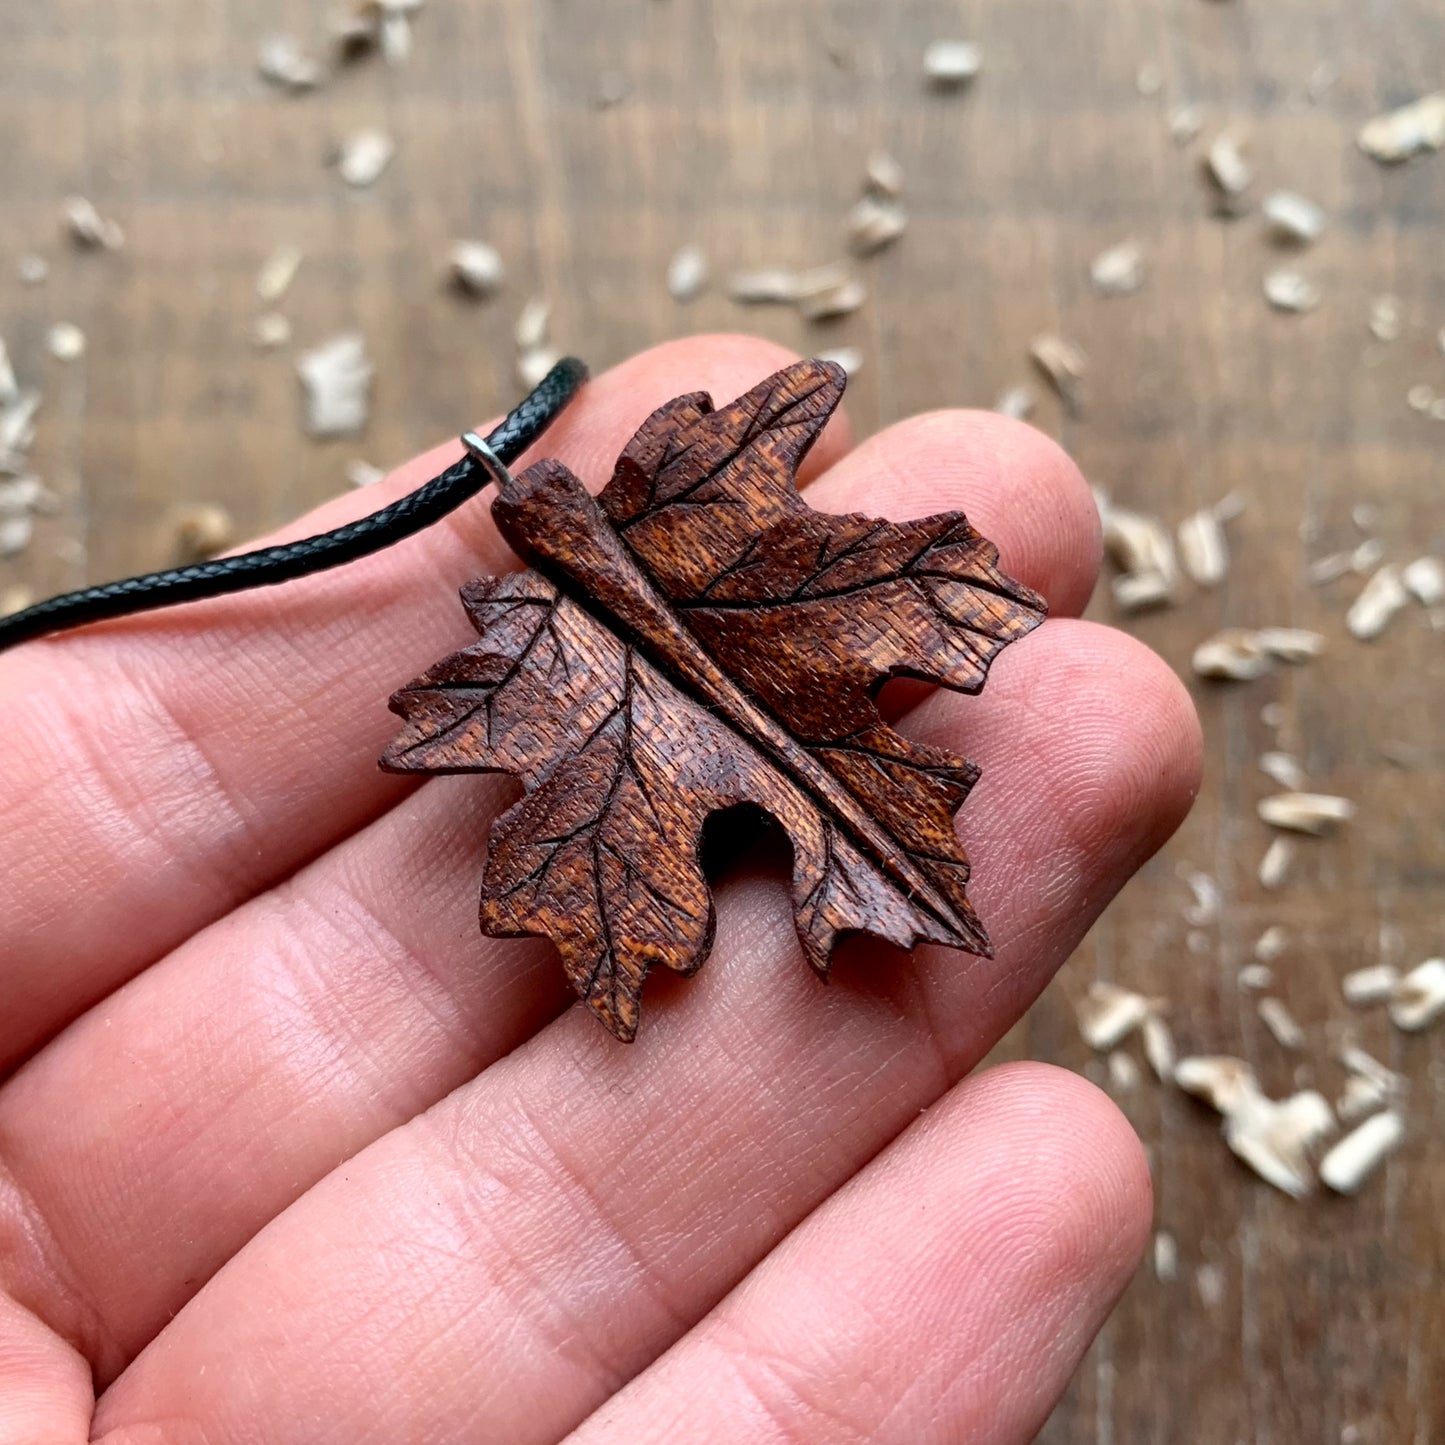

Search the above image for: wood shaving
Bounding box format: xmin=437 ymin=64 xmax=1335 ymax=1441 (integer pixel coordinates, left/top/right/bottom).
xmin=1263 ymin=190 xmax=1326 ymax=246
xmin=1142 ymin=1015 xmax=1175 ymax=1081
xmin=257 ymin=245 xmax=303 ymax=302
xmin=1112 ymin=571 xmax=1174 ymax=613
xmin=516 ymin=346 xmax=561 ymax=392
xmin=1257 ymin=792 xmax=1355 ymax=835
xmin=0 ymin=476 xmax=49 ymax=558
xmin=252 ymin=313 xmax=292 ymax=350
xmin=46 ymin=323 xmax=85 ymax=361
xmin=1077 ymin=981 xmax=1157 ymax=1052
xmin=794 ymin=264 xmax=867 ymax=322
xmin=1347 ymin=564 xmax=1409 ymax=640
xmin=1107 ymin=1050 xmax=1141 ymax=1091
xmin=346 ymin=459 xmax=386 ymax=488
xmin=1368 ymin=294 xmax=1402 ymax=342
xmin=1254 ymin=925 xmax=1289 ymax=962
xmin=1258 ymin=997 xmax=1305 ymax=1051
xmin=514 ymin=297 xmax=551 ymax=351
xmin=1352 ymin=538 xmax=1385 ymax=574
xmin=1255 ymin=627 xmax=1325 ymax=662
xmin=1401 ymin=556 xmax=1444 ymax=617
xmin=1260 ymin=751 xmax=1307 ymax=790
xmin=1177 ymin=506 xmax=1229 ymax=585
xmin=1341 ymin=964 xmax=1399 ymax=1007
xmin=1258 ymin=836 xmax=1295 ymax=890
xmin=1337 ymin=1073 xmax=1397 ymax=1124
xmin=1089 ymin=239 xmax=1146 ymax=297
xmin=1179 ymin=1054 xmax=1336 ymax=1195
xmin=0 ymin=339 xmax=16 ymax=404
xmin=380 ymin=10 xmax=413 ymax=65
xmin=1337 ymin=1046 xmax=1407 ymax=1122
xmin=923 ymin=40 xmax=981 ymax=88
xmin=727 ymin=268 xmax=799 ymax=304
xmin=1340 ymin=1045 xmax=1406 ymax=1095
xmin=1178 ymin=864 xmax=1220 ymax=925
xmin=1357 ymin=93 xmax=1445 ymax=164
xmin=1094 ymin=489 xmax=1178 ymax=612
xmin=63 ymin=195 xmax=124 ymax=251
xmin=449 ymin=240 xmax=506 ymax=298
xmin=0 ymin=512 xmax=33 ymax=557
xmin=297 ymin=332 xmax=372 ymax=437
xmin=1307 ymin=549 xmax=1356 ymax=585
xmin=258 ymin=34 xmax=324 ymax=92
xmin=813 ymin=347 xmax=863 ymax=376
xmin=17 ymin=255 xmax=48 ymax=286
xmin=1175 ymin=1055 xmax=1259 ymax=1113
xmin=1152 ymin=1230 xmax=1178 ymax=1282
xmin=864 ymin=150 xmax=905 ymax=199
xmin=0 ymin=583 xmax=34 ymax=618
xmin=1204 ymin=133 xmax=1252 ymax=210
xmin=1029 ymin=333 xmax=1087 ymax=413
xmin=1196 ymin=1263 xmax=1226 ymax=1308
xmin=1388 ymin=958 xmax=1445 ymax=1032
xmin=1238 ymin=963 xmax=1275 ymax=991
xmin=1224 ymin=1088 xmax=1334 ymax=1198
xmin=1319 ymin=1112 xmax=1404 ymax=1194
xmin=845 ymin=195 xmax=908 ymax=255
xmin=1264 ymin=269 xmax=1320 ymax=314
xmin=1190 ymin=623 xmax=1321 ymax=677
xmin=0 ymin=390 xmax=40 ymax=472
xmin=1192 ymin=629 xmax=1273 ymax=680
xmin=666 ymin=244 xmax=708 ymax=302
xmin=1168 ymin=104 xmax=1204 ymax=145
xmin=334 ymin=129 xmax=394 ymax=187
xmin=994 ymin=386 xmax=1035 ymax=420
xmin=174 ymin=503 xmax=235 ymax=562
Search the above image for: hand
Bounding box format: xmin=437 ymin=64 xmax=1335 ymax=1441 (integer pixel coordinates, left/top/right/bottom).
xmin=0 ymin=336 xmax=1200 ymax=1445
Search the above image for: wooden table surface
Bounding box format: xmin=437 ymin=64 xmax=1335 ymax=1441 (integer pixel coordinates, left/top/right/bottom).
xmin=3 ymin=1 xmax=1442 ymax=1439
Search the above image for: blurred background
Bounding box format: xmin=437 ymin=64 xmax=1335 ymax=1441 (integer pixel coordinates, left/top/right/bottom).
xmin=2 ymin=1 xmax=1442 ymax=1439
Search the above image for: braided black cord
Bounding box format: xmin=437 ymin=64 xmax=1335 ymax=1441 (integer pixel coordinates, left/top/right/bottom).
xmin=0 ymin=357 xmax=589 ymax=654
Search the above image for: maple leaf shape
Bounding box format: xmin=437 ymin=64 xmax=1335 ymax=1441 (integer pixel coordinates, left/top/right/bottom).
xmin=382 ymin=360 xmax=1046 ymax=1040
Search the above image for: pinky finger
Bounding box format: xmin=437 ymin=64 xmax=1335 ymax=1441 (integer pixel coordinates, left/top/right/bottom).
xmin=569 ymin=1064 xmax=1150 ymax=1445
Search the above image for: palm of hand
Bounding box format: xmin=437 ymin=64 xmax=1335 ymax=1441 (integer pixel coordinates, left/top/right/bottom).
xmin=0 ymin=336 xmax=1199 ymax=1445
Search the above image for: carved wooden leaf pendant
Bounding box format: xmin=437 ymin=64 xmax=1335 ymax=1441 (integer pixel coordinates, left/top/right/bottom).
xmin=382 ymin=360 xmax=1046 ymax=1040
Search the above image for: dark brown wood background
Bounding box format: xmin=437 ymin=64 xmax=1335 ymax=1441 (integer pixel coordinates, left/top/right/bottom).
xmin=2 ymin=2 xmax=1442 ymax=1439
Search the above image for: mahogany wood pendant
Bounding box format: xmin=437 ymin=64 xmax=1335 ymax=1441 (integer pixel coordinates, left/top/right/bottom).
xmin=381 ymin=360 xmax=1047 ymax=1040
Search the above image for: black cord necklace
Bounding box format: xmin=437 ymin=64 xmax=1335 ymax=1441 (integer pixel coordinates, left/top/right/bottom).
xmin=0 ymin=357 xmax=588 ymax=653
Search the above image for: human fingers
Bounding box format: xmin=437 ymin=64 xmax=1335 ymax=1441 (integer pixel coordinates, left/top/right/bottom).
xmin=0 ymin=403 xmax=1099 ymax=1373
xmin=87 ymin=624 xmax=1197 ymax=1442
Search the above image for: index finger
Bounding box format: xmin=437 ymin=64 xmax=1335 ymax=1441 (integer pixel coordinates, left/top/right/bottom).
xmin=0 ymin=335 xmax=852 ymax=1071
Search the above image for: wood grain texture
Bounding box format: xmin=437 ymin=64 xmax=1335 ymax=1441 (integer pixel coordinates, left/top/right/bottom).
xmin=1 ymin=0 xmax=1441 ymax=1437
xmin=383 ymin=361 xmax=1041 ymax=1038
